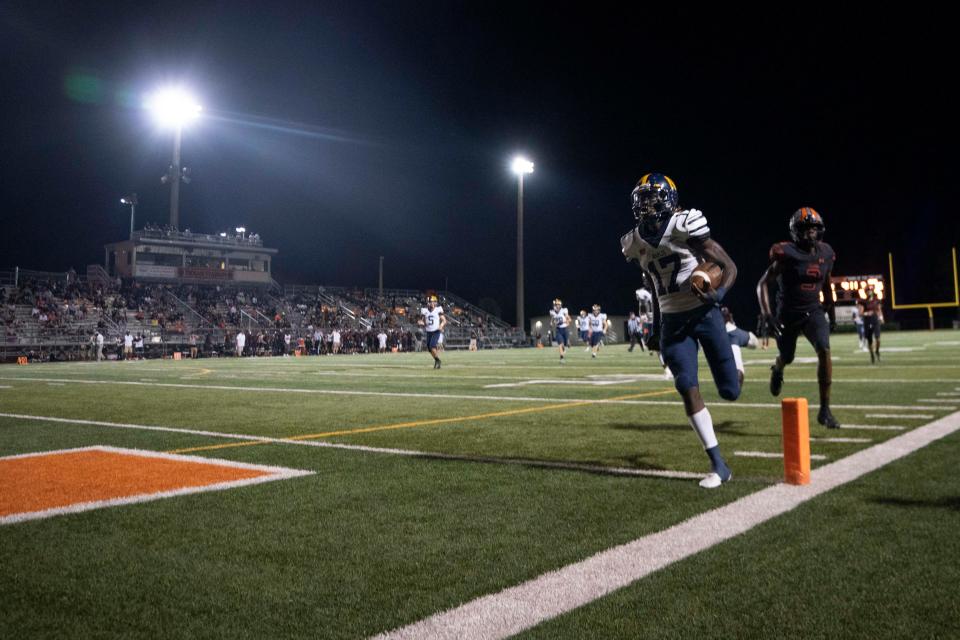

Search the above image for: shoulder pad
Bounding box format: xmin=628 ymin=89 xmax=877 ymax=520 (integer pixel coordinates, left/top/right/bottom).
xmin=769 ymin=242 xmax=789 ymax=262
xmin=673 ymin=209 xmax=710 ymax=240
xmin=621 ymin=228 xmax=643 ymax=262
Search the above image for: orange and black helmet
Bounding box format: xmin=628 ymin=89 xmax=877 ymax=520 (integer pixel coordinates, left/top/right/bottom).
xmin=789 ymin=206 xmax=825 ymax=246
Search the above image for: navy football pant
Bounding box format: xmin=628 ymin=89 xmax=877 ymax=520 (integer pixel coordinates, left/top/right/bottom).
xmin=661 ymin=305 xmax=740 ymax=401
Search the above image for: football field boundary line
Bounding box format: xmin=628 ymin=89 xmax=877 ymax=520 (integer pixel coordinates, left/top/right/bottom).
xmin=0 ymin=412 xmax=704 ymax=481
xmin=0 ymin=376 xmax=951 ymax=411
xmin=372 ymin=409 xmax=960 ymax=640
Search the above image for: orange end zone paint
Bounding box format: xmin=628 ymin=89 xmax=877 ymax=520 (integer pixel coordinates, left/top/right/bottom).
xmin=0 ymin=447 xmax=296 ymax=522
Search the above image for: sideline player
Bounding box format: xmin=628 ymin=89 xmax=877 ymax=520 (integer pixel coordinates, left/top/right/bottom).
xmin=621 ymin=173 xmax=740 ymax=488
xmin=549 ymin=298 xmax=571 ymax=364
xmin=758 ymin=207 xmax=839 ymax=428
xmin=586 ymin=304 xmax=609 ymax=358
xmin=420 ymin=294 xmax=446 ymax=369
xmin=860 ymin=288 xmax=884 ymax=363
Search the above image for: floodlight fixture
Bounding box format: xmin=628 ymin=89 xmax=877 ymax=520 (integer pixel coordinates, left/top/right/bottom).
xmin=236 ymin=227 xmax=246 ymax=234
xmin=145 ymin=87 xmax=202 ymax=128
xmin=511 ymin=156 xmax=534 ymax=175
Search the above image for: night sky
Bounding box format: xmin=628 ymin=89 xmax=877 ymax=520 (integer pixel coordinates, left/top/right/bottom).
xmin=2 ymin=3 xmax=956 ymax=327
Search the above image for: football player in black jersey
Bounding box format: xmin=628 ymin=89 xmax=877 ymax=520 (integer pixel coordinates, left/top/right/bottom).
xmin=859 ymin=288 xmax=884 ymax=364
xmin=757 ymin=207 xmax=840 ymax=428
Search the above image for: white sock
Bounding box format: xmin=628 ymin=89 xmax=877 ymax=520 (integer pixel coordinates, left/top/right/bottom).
xmin=689 ymin=407 xmax=719 ymax=450
xmin=731 ymin=344 xmax=744 ymax=374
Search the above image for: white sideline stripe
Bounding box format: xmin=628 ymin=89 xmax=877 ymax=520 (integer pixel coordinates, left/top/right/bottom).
xmin=0 ymin=413 xmax=703 ymax=480
xmin=734 ymin=451 xmax=829 ymax=460
xmin=809 ymin=437 xmax=872 ymax=444
xmin=936 ymin=392 xmax=960 ymax=396
xmin=375 ymin=411 xmax=960 ymax=640
xmin=918 ymin=399 xmax=958 ymax=404
xmin=865 ymin=414 xmax=932 ymax=419
xmin=0 ymin=376 xmax=949 ymax=412
xmin=0 ymin=445 xmax=313 ymax=526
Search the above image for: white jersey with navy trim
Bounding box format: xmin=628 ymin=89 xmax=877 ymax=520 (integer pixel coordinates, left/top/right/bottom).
xmin=588 ymin=312 xmax=607 ymax=332
xmin=576 ymin=316 xmax=589 ymax=332
xmin=421 ymin=306 xmax=444 ymax=331
xmin=550 ymin=307 xmax=570 ymax=328
xmin=621 ymin=208 xmax=710 ymax=313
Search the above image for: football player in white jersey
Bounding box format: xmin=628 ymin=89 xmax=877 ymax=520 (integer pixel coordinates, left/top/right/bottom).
xmin=420 ymin=295 xmax=447 ymax=369
xmin=621 ymin=173 xmax=740 ymax=489
xmin=636 ymin=285 xmax=653 ymax=315
xmin=577 ymin=310 xmax=590 ymax=351
xmin=587 ymin=304 xmax=609 ymax=358
xmin=549 ymin=298 xmax=572 ymax=364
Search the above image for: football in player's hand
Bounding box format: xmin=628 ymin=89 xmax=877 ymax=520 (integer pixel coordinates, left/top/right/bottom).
xmin=690 ymin=262 xmax=723 ymax=296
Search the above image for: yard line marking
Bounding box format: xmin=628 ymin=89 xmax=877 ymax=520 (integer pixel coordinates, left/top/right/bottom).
xmin=839 ymin=424 xmax=907 ymax=431
xmin=0 ymin=385 xmax=11 ymax=389
xmin=865 ymin=414 xmax=933 ymax=419
xmin=936 ymin=392 xmax=960 ymax=396
xmin=374 ymin=411 xmax=960 ymax=640
xmin=0 ymin=412 xmax=702 ymax=481
xmin=0 ymin=376 xmax=950 ymax=412
xmin=918 ymin=399 xmax=958 ymax=404
xmin=809 ymin=437 xmax=873 ymax=443
xmin=734 ymin=451 xmax=829 ymax=460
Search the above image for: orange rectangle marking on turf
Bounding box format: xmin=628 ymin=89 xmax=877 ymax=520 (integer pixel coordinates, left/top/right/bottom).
xmin=0 ymin=447 xmax=313 ymax=525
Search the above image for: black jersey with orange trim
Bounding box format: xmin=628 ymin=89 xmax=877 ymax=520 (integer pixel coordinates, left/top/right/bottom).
xmin=769 ymin=241 xmax=836 ymax=315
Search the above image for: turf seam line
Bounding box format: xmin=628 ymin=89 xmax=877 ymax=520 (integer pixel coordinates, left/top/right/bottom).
xmin=372 ymin=409 xmax=960 ymax=640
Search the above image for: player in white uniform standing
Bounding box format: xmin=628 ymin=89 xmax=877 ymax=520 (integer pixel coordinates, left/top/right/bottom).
xmin=420 ymin=295 xmax=447 ymax=369
xmin=587 ymin=304 xmax=609 ymax=358
xmin=621 ymin=172 xmax=740 ymax=489
xmin=549 ymin=298 xmax=572 ymax=364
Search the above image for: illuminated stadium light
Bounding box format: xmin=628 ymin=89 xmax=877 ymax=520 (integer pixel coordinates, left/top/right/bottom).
xmin=235 ymin=227 xmax=246 ymax=234
xmin=511 ymin=156 xmax=534 ymax=175
xmin=219 ymin=232 xmax=227 ymax=237
xmin=145 ymin=87 xmax=202 ymax=128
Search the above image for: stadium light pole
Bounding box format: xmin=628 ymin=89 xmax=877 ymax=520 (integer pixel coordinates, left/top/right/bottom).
xmin=145 ymin=87 xmax=202 ymax=230
xmin=120 ymin=194 xmax=138 ymax=239
xmin=511 ymin=156 xmax=534 ymax=333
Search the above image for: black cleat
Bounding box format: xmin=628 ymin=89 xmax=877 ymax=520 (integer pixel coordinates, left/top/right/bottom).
xmin=818 ymin=407 xmax=841 ymax=429
xmin=870 ymin=351 xmax=875 ymax=364
xmin=769 ymin=366 xmax=784 ymax=396
xmin=435 ymin=358 xmax=442 ymax=369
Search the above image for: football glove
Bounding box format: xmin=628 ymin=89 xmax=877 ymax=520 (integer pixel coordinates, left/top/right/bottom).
xmin=762 ymin=314 xmax=783 ymax=339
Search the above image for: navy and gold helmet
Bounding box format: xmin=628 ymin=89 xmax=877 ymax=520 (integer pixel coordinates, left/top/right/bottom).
xmin=789 ymin=207 xmax=825 ymax=247
xmin=631 ymin=173 xmax=679 ymax=223
xmin=553 ymin=298 xmax=562 ymax=308
xmin=427 ymin=294 xmax=439 ymax=306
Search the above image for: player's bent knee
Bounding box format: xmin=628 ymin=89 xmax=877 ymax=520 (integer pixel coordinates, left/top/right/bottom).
xmin=674 ymin=374 xmax=698 ymax=395
xmin=718 ymin=382 xmax=740 ymax=401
